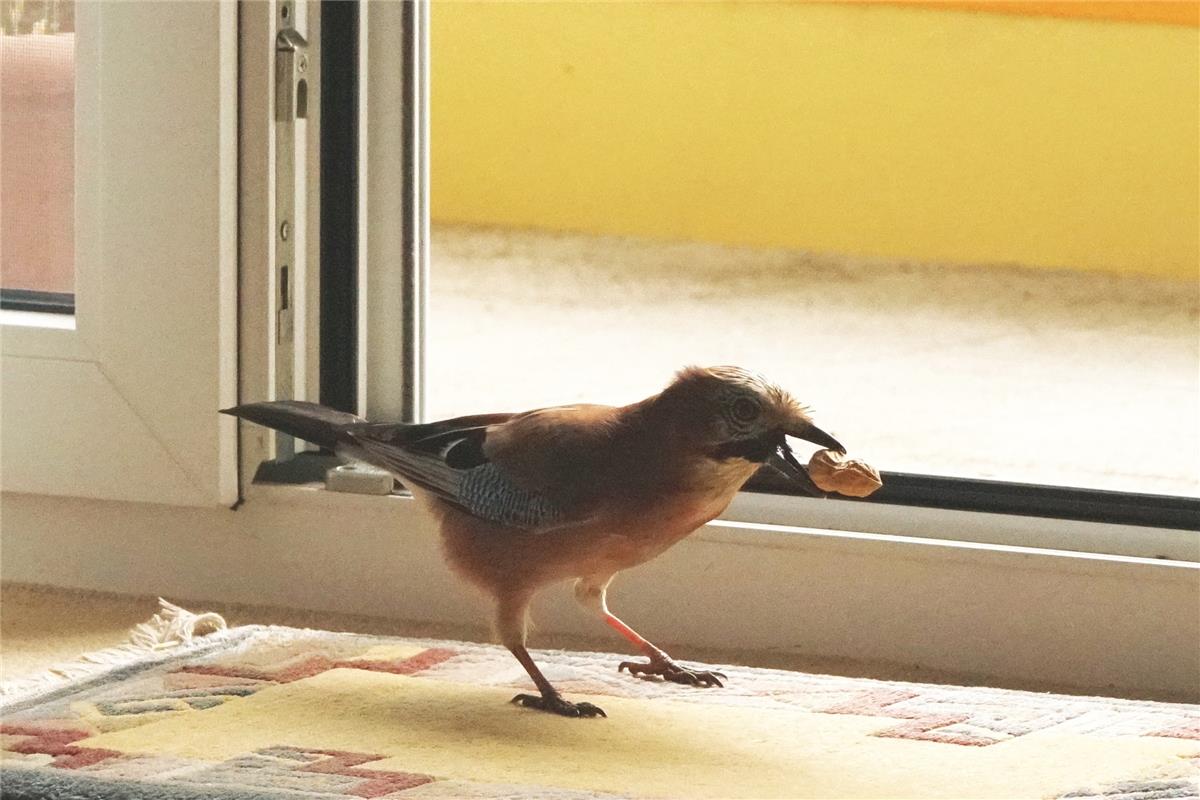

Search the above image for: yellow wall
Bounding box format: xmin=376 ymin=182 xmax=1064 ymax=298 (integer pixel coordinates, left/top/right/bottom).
xmin=431 ymin=2 xmax=1199 ymax=279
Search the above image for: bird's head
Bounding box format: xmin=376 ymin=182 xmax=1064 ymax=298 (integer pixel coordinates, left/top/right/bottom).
xmin=653 ymin=365 xmax=845 ymax=496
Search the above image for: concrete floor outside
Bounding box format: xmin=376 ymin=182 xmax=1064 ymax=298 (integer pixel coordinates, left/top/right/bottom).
xmin=427 ymin=225 xmax=1198 ymax=498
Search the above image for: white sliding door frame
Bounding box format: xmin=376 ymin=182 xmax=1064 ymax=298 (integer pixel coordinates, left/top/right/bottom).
xmin=2 ymin=1 xmax=1195 ymax=704
xmin=363 ymin=0 xmax=428 ymax=422
xmin=1 ymin=2 xmax=238 ymax=507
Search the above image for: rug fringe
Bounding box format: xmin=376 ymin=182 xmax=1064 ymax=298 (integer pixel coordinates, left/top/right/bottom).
xmin=0 ymin=598 xmax=228 ymax=703
xmin=128 ymin=598 xmax=227 ymax=650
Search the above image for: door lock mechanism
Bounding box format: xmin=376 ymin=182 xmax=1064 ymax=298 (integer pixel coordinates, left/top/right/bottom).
xmin=273 ymin=3 xmax=308 ymax=460
xmin=276 ymin=26 xmax=308 ymax=122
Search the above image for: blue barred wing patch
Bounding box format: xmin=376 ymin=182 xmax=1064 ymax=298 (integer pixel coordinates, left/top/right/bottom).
xmin=457 ymin=463 xmax=566 ymax=529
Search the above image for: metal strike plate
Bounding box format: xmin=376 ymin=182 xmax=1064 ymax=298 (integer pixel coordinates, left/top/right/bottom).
xmin=272 ymin=2 xmax=308 ymax=461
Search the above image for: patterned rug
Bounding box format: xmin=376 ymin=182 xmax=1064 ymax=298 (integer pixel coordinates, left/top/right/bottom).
xmin=1 ymin=604 xmax=1197 ymax=799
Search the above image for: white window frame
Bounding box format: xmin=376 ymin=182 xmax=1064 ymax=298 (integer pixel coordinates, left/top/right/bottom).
xmin=1 ymin=0 xmax=1195 ymax=702
xmin=1 ymin=1 xmax=238 ymax=507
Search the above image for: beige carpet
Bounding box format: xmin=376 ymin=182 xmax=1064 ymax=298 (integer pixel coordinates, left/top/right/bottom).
xmin=3 ymin=617 xmax=1197 ymax=799
xmin=0 ymin=584 xmax=510 ymax=687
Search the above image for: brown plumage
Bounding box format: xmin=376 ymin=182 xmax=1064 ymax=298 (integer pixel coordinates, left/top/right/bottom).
xmin=222 ymin=365 xmax=846 ymax=718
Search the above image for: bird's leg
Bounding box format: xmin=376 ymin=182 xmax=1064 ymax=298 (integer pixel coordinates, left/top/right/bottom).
xmin=608 ymin=614 xmax=727 ymax=688
xmin=508 ymin=644 xmax=606 ymax=718
xmin=575 ymin=577 xmax=726 ymax=688
xmin=498 ymin=594 xmax=605 ymax=718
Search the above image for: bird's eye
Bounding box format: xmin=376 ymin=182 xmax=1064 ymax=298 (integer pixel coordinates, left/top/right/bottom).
xmin=730 ymin=397 xmax=761 ymax=423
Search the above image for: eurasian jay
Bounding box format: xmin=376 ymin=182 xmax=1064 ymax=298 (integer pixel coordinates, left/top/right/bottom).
xmin=223 ymin=365 xmax=845 ymax=718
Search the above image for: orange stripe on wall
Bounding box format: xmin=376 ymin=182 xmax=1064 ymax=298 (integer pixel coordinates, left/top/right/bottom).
xmin=879 ymin=2 xmax=1199 ymax=28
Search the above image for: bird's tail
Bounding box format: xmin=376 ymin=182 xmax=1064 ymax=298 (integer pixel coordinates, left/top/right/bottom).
xmin=220 ymin=401 xmax=364 ymax=450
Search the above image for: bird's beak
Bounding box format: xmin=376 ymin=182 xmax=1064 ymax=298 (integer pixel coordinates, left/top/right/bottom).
xmin=785 ymin=421 xmax=845 ymax=454
xmin=767 ymin=440 xmax=826 ymax=497
xmin=766 ymin=421 xmax=845 ymax=497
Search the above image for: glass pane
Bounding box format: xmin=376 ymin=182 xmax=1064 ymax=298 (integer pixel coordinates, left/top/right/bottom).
xmin=1 ymin=0 xmax=75 ymax=297
xmin=427 ymin=3 xmax=1199 ymax=498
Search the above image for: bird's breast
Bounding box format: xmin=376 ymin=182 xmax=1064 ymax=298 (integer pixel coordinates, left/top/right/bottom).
xmin=610 ymin=457 xmax=760 ymax=556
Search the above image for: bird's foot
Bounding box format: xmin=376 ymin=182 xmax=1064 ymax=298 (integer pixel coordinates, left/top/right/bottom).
xmin=511 ymin=692 xmax=607 ymax=718
xmin=618 ymin=657 xmax=726 ymax=688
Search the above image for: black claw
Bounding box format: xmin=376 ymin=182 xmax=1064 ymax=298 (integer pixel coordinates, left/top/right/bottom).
xmin=510 ymin=692 xmax=606 ymax=718
xmin=617 ymin=658 xmax=727 ymax=688
xmin=575 ymin=701 xmax=607 ymax=718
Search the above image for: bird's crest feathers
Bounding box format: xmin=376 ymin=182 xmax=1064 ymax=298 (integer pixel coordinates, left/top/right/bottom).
xmin=668 ymin=365 xmax=813 ymax=418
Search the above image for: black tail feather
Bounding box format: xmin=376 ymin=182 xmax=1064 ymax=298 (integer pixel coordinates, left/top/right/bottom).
xmin=221 ymin=401 xmax=365 ymax=450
